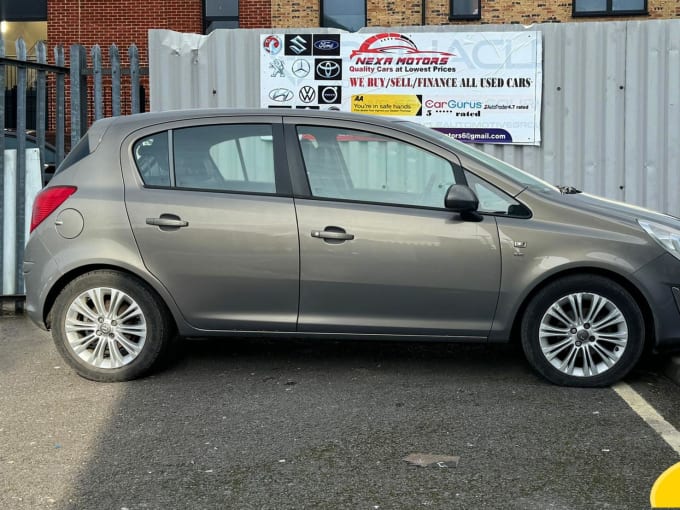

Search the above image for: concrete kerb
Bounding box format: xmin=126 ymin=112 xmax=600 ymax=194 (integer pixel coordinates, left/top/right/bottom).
xmin=664 ymin=356 xmax=680 ymax=386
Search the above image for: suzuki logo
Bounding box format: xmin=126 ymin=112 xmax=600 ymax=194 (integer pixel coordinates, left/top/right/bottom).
xmin=291 ymin=59 xmax=311 ymax=78
xmin=269 ymin=88 xmax=294 ymax=102
xmin=316 ymin=60 xmax=341 ymax=79
xmin=299 ymin=86 xmax=316 ymax=103
xmin=289 ymin=35 xmax=308 ymax=55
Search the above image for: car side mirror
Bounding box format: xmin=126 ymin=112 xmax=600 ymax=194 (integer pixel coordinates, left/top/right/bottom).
xmin=445 ymin=184 xmax=479 ymax=212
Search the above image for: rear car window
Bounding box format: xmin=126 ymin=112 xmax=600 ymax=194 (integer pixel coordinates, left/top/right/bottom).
xmin=173 ymin=124 xmax=275 ymax=194
xmin=132 ymin=124 xmax=277 ymax=194
xmin=133 ymin=133 xmax=171 ymax=186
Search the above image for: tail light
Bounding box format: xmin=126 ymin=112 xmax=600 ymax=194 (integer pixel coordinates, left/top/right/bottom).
xmin=30 ymin=186 xmax=77 ymax=233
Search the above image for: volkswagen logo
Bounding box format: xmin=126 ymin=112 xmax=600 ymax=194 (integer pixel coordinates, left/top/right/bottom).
xmin=314 ymin=39 xmax=340 ymax=51
xmin=299 ymin=86 xmax=316 ymax=103
xmin=316 ymin=60 xmax=341 ymax=79
xmin=321 ymin=86 xmax=339 ymax=103
xmin=269 ymin=88 xmax=294 ymax=102
xmin=291 ymin=59 xmax=311 ymax=78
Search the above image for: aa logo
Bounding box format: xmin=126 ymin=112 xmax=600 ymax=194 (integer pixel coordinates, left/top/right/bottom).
xmin=651 ymin=462 xmax=680 ymax=508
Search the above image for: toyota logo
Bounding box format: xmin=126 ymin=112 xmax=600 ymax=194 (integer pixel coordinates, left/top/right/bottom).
xmin=299 ymin=86 xmax=316 ymax=103
xmin=316 ymin=60 xmax=341 ymax=79
xmin=269 ymin=88 xmax=294 ymax=102
xmin=291 ymin=59 xmax=311 ymax=78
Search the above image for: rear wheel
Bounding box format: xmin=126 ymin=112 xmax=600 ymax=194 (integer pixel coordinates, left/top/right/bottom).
xmin=52 ymin=270 xmax=172 ymax=382
xmin=521 ymin=275 xmax=645 ymax=387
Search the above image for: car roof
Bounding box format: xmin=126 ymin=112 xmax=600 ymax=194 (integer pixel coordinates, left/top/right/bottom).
xmin=96 ymin=108 xmax=434 ymax=147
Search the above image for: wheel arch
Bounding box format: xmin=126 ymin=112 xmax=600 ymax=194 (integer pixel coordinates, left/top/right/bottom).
xmin=507 ymin=267 xmax=655 ymax=352
xmin=43 ymin=264 xmax=180 ymax=332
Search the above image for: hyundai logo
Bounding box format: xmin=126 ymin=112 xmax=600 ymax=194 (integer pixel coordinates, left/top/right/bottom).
xmin=291 ymin=59 xmax=311 ymax=78
xmin=299 ymin=86 xmax=316 ymax=103
xmin=269 ymin=88 xmax=294 ymax=102
xmin=289 ymin=35 xmax=308 ymax=55
xmin=316 ymin=60 xmax=341 ymax=79
xmin=314 ymin=39 xmax=340 ymax=51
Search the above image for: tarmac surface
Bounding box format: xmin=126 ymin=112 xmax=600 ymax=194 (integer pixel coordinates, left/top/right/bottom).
xmin=1 ymin=314 xmax=679 ymax=510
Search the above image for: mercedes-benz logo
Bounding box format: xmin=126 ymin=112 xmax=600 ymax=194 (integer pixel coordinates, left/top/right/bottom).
xmin=299 ymin=86 xmax=316 ymax=103
xmin=316 ymin=60 xmax=341 ymax=79
xmin=291 ymin=59 xmax=311 ymax=78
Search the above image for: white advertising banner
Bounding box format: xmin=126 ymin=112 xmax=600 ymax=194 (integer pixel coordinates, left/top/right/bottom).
xmin=260 ymin=32 xmax=542 ymax=145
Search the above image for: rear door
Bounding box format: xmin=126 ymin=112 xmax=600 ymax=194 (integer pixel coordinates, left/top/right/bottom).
xmin=122 ymin=117 xmax=300 ymax=332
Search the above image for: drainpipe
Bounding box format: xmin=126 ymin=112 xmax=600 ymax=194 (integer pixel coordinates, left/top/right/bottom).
xmin=421 ymin=0 xmax=426 ymax=25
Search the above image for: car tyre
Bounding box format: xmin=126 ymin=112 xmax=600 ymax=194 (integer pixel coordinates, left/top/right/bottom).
xmin=51 ymin=270 xmax=173 ymax=382
xmin=521 ymin=275 xmax=645 ymax=387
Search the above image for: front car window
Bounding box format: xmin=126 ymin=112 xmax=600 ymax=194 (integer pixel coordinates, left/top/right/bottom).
xmin=297 ymin=125 xmax=461 ymax=208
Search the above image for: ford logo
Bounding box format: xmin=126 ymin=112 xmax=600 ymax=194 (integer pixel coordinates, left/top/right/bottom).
xmin=314 ymin=39 xmax=340 ymax=51
xmin=269 ymin=88 xmax=294 ymax=102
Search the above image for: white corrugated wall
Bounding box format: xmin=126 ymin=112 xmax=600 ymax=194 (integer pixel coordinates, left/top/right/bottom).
xmin=149 ymin=20 xmax=680 ymax=215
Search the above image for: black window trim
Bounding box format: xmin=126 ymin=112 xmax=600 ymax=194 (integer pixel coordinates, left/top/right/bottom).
xmin=202 ymin=0 xmax=239 ymax=33
xmin=319 ymin=0 xmax=367 ymax=32
xmin=449 ymin=0 xmax=482 ymax=21
xmin=572 ymin=0 xmax=648 ymax=17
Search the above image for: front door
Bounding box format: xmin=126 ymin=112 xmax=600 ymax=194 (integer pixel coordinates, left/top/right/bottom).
xmin=289 ymin=122 xmax=502 ymax=337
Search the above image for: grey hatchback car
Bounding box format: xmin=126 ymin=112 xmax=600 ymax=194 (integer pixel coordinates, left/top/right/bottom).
xmin=24 ymin=109 xmax=680 ymax=386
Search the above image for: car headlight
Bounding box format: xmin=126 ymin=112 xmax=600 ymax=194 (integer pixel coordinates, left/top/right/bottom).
xmin=638 ymin=219 xmax=680 ymax=260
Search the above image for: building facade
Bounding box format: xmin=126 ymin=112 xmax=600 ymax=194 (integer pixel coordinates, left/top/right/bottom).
xmin=0 ymin=1 xmax=677 ymax=63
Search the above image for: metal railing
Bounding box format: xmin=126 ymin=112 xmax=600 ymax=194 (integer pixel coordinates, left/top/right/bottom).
xmin=0 ymin=38 xmax=148 ymax=304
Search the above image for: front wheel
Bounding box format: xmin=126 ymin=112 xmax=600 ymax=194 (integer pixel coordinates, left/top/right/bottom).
xmin=51 ymin=270 xmax=173 ymax=382
xmin=521 ymin=275 xmax=645 ymax=387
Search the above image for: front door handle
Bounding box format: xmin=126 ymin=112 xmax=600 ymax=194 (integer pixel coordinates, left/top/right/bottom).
xmin=146 ymin=215 xmax=189 ymax=228
xmin=311 ymin=227 xmax=354 ymax=241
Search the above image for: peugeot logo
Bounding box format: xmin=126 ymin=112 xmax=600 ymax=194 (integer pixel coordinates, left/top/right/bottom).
xmin=314 ymin=39 xmax=340 ymax=51
xmin=289 ymin=35 xmax=308 ymax=55
xmin=321 ymin=86 xmax=339 ymax=103
xmin=269 ymin=88 xmax=294 ymax=102
xmin=299 ymin=86 xmax=316 ymax=103
xmin=291 ymin=59 xmax=311 ymax=78
xmin=316 ymin=60 xmax=341 ymax=79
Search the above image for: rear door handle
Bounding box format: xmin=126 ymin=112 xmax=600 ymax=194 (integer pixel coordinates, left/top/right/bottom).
xmin=146 ymin=216 xmax=189 ymax=228
xmin=311 ymin=228 xmax=354 ymax=241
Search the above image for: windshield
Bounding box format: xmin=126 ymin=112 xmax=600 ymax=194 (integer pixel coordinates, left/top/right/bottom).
xmin=399 ymin=122 xmax=559 ymax=194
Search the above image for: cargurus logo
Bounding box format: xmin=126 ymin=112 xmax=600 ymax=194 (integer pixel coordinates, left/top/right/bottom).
xmin=424 ymin=99 xmax=483 ymax=109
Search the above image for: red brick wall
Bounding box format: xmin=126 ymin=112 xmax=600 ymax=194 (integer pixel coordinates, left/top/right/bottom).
xmin=48 ymin=0 xmax=203 ymax=65
xmin=241 ymin=0 xmax=272 ymax=27
xmin=47 ymin=0 xmax=202 ymax=128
